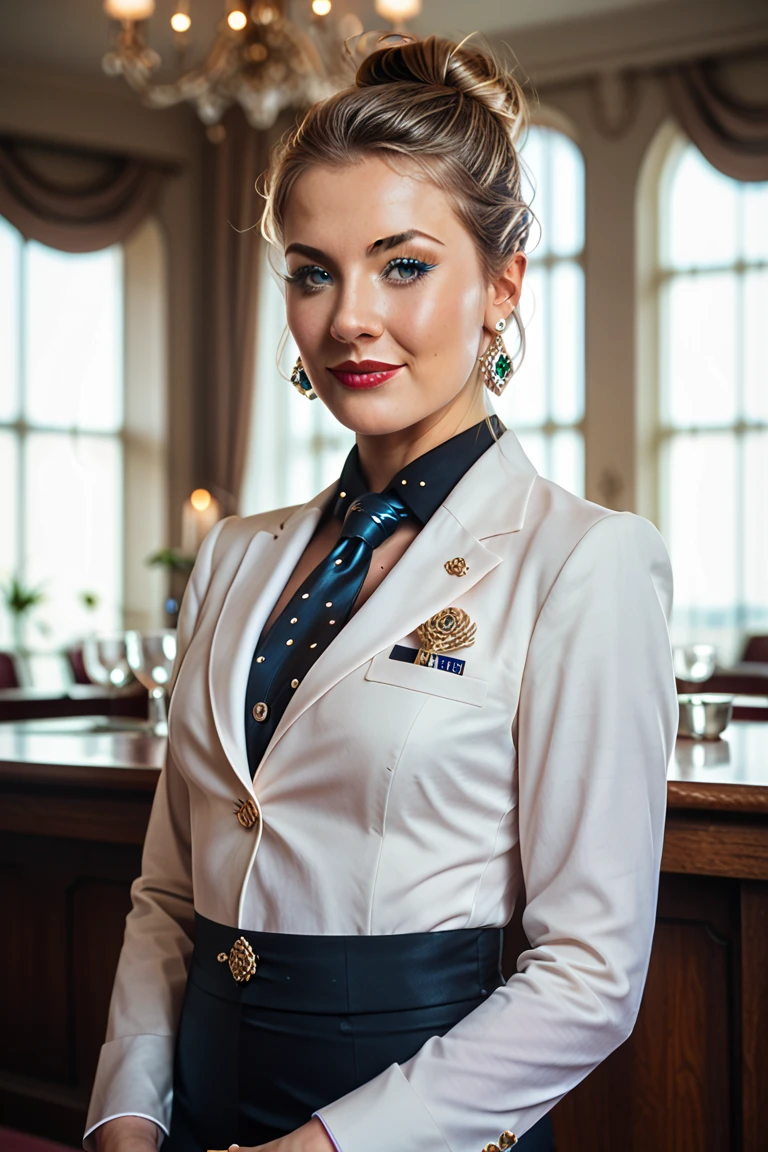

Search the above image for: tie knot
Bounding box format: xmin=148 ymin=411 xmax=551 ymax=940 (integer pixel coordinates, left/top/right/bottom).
xmin=340 ymin=491 xmax=407 ymax=549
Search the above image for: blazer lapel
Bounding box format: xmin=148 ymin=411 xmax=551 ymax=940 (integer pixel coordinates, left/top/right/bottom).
xmin=208 ymin=487 xmax=334 ymax=789
xmin=256 ymin=430 xmax=537 ymax=777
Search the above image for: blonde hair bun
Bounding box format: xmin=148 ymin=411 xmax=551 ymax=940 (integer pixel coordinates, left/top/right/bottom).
xmin=355 ymin=34 xmax=529 ymax=146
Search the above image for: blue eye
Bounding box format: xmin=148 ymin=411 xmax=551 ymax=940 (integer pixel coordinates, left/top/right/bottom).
xmin=285 ymin=257 xmax=436 ymax=290
xmin=383 ymin=257 xmax=437 ymax=284
xmin=285 ymin=265 xmax=333 ymax=290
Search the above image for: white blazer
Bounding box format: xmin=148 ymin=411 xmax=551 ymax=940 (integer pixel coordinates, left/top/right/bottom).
xmin=86 ymin=429 xmax=678 ymax=1152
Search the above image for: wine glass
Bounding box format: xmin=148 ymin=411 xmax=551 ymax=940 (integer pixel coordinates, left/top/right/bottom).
xmin=82 ymin=633 xmax=136 ymax=692
xmin=125 ymin=629 xmax=177 ymax=735
xmin=673 ymin=644 xmax=717 ymax=685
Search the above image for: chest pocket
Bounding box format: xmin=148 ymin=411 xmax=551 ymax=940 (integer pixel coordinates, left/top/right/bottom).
xmin=364 ymin=650 xmax=488 ymax=707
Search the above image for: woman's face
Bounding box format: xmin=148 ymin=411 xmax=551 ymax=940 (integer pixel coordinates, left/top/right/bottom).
xmin=281 ymin=155 xmax=522 ymax=439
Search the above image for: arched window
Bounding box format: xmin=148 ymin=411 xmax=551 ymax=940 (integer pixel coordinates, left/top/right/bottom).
xmin=497 ymin=122 xmax=585 ymax=495
xmin=242 ymin=123 xmax=586 ymax=513
xmin=651 ymin=136 xmax=768 ymax=654
xmin=0 ymin=216 xmax=167 ymax=677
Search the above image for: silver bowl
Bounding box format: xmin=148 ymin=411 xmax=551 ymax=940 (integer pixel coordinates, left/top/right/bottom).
xmin=677 ymin=693 xmax=733 ymax=740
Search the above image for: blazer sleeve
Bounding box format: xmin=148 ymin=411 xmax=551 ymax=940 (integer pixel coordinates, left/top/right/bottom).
xmin=317 ymin=511 xmax=678 ymax=1152
xmin=84 ymin=518 xmax=229 ymax=1149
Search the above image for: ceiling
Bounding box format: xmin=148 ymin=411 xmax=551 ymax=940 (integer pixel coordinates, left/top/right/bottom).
xmin=0 ymin=0 xmax=673 ymax=79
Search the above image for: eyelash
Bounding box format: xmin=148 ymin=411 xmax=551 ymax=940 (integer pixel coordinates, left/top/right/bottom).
xmin=284 ymin=256 xmax=438 ymax=293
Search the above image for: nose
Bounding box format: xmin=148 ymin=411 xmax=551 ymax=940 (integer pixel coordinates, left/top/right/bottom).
xmin=329 ymin=276 xmax=384 ymax=344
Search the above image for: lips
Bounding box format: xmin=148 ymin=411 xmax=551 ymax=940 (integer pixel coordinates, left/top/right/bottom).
xmin=328 ymin=359 xmax=405 ymax=390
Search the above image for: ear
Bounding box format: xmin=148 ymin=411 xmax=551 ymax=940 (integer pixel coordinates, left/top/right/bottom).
xmin=483 ymin=250 xmax=527 ymax=339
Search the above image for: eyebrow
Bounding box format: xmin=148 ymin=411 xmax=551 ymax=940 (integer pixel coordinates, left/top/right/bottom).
xmin=284 ymin=229 xmax=444 ymax=263
xmin=368 ymin=229 xmax=444 ymax=254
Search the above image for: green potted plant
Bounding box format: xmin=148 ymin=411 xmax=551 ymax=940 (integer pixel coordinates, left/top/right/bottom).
xmin=1 ymin=574 xmax=45 ymax=652
xmin=146 ymin=548 xmax=195 ymax=626
xmin=80 ymin=590 xmax=101 ymax=613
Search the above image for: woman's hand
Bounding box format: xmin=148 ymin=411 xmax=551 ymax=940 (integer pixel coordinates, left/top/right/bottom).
xmin=95 ymin=1116 xmax=161 ymax=1152
xmin=220 ymin=1117 xmax=336 ymax=1152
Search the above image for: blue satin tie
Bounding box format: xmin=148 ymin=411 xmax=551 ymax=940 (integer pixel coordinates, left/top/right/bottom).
xmin=245 ymin=490 xmax=409 ymax=777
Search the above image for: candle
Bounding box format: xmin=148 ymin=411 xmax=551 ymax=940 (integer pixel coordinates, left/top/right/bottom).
xmin=181 ymin=489 xmax=222 ymax=553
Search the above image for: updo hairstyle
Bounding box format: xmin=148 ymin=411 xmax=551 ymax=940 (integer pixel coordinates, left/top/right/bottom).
xmin=262 ymin=34 xmax=535 ymax=335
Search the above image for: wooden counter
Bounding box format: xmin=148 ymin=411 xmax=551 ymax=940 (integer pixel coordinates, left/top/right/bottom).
xmin=1 ymin=720 xmax=766 ymax=1150
xmin=555 ymin=722 xmax=768 ymax=1152
xmin=0 ymin=687 xmax=149 ymax=724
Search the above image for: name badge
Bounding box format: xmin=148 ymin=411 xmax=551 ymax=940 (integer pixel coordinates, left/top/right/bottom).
xmin=389 ymin=644 xmax=466 ymax=676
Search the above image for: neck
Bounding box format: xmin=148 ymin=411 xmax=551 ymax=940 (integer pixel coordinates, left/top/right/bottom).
xmin=356 ymin=385 xmax=491 ymax=493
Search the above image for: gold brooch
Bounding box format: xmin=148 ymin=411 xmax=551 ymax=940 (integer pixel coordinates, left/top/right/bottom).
xmin=416 ymin=607 xmax=476 ymax=665
xmin=444 ymin=557 xmax=469 ymax=577
xmin=217 ymin=936 xmax=259 ymax=983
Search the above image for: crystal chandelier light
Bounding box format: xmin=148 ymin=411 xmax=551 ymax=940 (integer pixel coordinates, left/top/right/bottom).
xmin=102 ymin=1 xmax=370 ymax=134
xmin=374 ymin=0 xmax=422 ymax=30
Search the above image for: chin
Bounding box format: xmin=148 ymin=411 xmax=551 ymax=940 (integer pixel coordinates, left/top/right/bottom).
xmin=316 ymin=385 xmax=435 ymax=438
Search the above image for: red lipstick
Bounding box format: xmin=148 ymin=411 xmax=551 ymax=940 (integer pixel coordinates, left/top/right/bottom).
xmin=328 ymin=359 xmax=404 ymax=389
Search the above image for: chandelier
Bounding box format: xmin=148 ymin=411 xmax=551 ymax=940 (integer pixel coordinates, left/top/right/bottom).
xmin=102 ymin=1 xmax=423 ymax=135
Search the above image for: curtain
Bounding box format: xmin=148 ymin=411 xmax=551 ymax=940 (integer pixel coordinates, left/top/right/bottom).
xmin=0 ymin=135 xmax=170 ymax=253
xmin=199 ymin=106 xmax=278 ymax=511
xmin=663 ymin=58 xmax=768 ymax=183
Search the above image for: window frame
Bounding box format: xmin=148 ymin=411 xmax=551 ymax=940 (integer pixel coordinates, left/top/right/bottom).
xmin=0 ymin=215 xmax=169 ymax=666
xmin=638 ymin=121 xmax=768 ymax=652
xmin=498 ymin=109 xmax=587 ymax=496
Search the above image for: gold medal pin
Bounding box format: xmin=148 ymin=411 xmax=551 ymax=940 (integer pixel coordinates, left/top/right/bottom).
xmin=415 ymin=607 xmax=476 ymax=667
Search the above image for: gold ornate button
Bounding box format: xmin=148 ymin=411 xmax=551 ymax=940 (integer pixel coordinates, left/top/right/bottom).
xmin=444 ymin=556 xmax=469 ymax=577
xmin=498 ymin=1134 xmax=517 ymax=1149
xmin=217 ymin=936 xmax=259 ymax=983
xmin=234 ymin=797 xmax=259 ymax=829
xmin=252 ymin=702 xmax=268 ymax=722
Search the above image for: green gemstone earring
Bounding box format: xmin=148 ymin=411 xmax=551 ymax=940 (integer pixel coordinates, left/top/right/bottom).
xmin=479 ymin=316 xmax=514 ymax=396
xmin=290 ymin=356 xmax=317 ymax=400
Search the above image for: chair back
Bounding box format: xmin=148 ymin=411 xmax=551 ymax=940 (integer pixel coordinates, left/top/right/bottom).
xmin=743 ymin=635 xmax=768 ymax=663
xmin=0 ymin=652 xmax=20 ymax=689
xmin=66 ymin=646 xmax=92 ymax=685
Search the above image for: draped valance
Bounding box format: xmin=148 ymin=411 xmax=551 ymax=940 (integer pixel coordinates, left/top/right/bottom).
xmin=663 ymin=57 xmax=768 ymax=183
xmin=0 ymin=135 xmax=174 ymax=253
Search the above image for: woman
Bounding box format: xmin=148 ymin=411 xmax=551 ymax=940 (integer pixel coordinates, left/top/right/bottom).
xmin=86 ymin=34 xmax=677 ymax=1152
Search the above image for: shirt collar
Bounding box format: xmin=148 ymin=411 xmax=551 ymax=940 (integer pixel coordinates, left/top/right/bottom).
xmin=333 ymin=414 xmax=505 ymax=526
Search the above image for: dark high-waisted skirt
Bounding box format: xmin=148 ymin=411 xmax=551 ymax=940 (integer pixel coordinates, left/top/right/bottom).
xmin=165 ymin=913 xmax=555 ymax=1151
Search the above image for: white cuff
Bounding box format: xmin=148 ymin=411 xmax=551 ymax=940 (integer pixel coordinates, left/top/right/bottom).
xmin=316 ymin=1063 xmax=449 ymax=1152
xmin=83 ymin=1114 xmax=168 ymax=1152
xmin=311 ymin=1112 xmax=343 ymax=1152
xmin=84 ymin=1035 xmax=175 ymax=1150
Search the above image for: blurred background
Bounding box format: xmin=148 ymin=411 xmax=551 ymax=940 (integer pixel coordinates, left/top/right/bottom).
xmin=0 ymin=3 xmax=767 ymax=1149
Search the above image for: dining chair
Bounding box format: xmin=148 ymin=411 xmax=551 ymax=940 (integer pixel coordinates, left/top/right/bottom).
xmin=0 ymin=652 xmax=20 ymax=689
